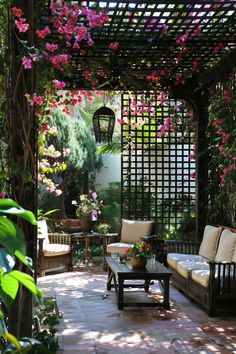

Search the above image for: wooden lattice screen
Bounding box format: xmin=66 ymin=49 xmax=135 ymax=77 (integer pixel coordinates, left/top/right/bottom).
xmin=121 ymin=92 xmax=195 ymax=238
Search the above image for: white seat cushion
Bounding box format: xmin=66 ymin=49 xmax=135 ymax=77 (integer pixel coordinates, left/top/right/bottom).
xmin=107 ymin=242 xmax=134 ymax=255
xmin=191 ymin=269 xmax=210 ymax=288
xmin=43 ymin=243 xmax=71 ymax=257
xmin=198 ymin=225 xmax=222 ymax=260
xmin=177 ymin=260 xmax=209 ymax=278
xmin=120 ymin=219 xmax=155 ymax=244
xmin=167 ymin=253 xmax=204 ymax=270
xmin=215 ymin=229 xmax=236 ymax=262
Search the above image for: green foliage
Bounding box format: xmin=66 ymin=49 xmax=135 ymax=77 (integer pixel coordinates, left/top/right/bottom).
xmin=94 ymin=223 xmax=111 ymax=234
xmin=0 ymin=199 xmax=42 ymax=351
xmin=125 ymin=241 xmax=153 ymax=258
xmin=49 ymin=110 xmax=97 ymax=170
xmin=98 ymin=182 xmax=121 ymax=232
xmin=31 ymin=298 xmax=60 ymax=353
xmin=207 ymin=76 xmax=236 ymax=227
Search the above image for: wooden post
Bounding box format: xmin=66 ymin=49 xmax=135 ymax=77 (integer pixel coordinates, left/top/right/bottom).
xmin=8 ymin=0 xmax=37 ymax=337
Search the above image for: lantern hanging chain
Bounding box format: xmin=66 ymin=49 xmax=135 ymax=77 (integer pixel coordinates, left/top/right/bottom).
xmin=103 ymin=92 xmax=106 ymax=107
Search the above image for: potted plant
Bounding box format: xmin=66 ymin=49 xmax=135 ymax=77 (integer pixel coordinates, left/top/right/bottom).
xmin=94 ymin=223 xmax=111 ymax=234
xmin=72 ymin=191 xmax=102 ymax=232
xmin=125 ymin=241 xmax=153 ymax=269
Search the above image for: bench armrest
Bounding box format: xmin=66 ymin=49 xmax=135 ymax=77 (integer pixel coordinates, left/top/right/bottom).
xmin=166 ymin=240 xmax=200 ymax=254
xmin=208 ymin=261 xmax=236 ymax=295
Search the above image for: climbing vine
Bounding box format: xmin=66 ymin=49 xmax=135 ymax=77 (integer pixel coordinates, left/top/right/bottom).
xmin=208 ymin=72 xmax=236 ymax=227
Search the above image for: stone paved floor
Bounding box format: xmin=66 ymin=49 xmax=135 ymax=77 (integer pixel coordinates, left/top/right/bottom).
xmin=38 ymin=268 xmax=236 ymax=354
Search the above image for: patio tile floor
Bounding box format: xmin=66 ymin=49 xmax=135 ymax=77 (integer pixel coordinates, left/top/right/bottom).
xmin=38 ymin=267 xmax=236 ymax=354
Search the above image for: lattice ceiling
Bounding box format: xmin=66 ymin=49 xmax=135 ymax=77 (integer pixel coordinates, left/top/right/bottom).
xmin=46 ymin=0 xmax=236 ymax=90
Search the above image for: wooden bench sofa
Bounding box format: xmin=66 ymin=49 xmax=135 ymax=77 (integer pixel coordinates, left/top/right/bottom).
xmin=166 ymin=225 xmax=236 ymax=316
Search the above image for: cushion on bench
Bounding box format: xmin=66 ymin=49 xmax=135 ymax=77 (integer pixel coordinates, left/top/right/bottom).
xmin=167 ymin=253 xmax=204 ymax=270
xmin=43 ymin=243 xmax=71 ymax=256
xmin=198 ymin=225 xmax=222 ymax=260
xmin=191 ymin=269 xmax=210 ymax=288
xmin=191 ymin=267 xmax=236 ymax=289
xmin=176 ymin=260 xmax=209 ymax=278
xmin=215 ymin=229 xmax=236 ymax=262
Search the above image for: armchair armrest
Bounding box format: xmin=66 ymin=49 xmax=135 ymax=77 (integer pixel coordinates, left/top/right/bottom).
xmin=166 ymin=240 xmax=200 ymax=254
xmin=48 ymin=233 xmax=72 ymax=246
xmin=38 ymin=238 xmax=44 ymax=259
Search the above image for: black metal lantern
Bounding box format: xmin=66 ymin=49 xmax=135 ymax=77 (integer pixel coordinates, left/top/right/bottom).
xmin=92 ymin=106 xmax=115 ymax=144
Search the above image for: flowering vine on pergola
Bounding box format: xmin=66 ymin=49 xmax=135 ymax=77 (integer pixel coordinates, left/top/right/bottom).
xmin=41 ymin=0 xmax=236 ymax=90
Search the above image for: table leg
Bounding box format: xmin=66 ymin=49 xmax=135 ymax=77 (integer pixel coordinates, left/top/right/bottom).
xmin=163 ymin=278 xmax=170 ymax=309
xmin=118 ymin=276 xmax=124 ymax=310
xmin=85 ymin=236 xmax=90 ymax=264
xmin=107 ymin=266 xmax=113 ymax=290
xmin=103 ymin=236 xmax=108 ymax=271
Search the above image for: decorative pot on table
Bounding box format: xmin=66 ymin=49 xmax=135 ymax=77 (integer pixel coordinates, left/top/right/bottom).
xmin=79 ymin=216 xmax=96 ymax=232
xmin=130 ymin=256 xmax=147 ymax=269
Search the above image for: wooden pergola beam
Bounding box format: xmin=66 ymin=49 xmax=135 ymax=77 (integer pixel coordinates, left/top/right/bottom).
xmin=198 ymin=48 xmax=236 ymax=90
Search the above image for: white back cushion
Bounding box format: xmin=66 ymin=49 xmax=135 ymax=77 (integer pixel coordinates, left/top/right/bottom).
xmin=198 ymin=225 xmax=222 ymax=260
xmin=38 ymin=219 xmax=49 ymax=244
xmin=215 ymin=229 xmax=236 ymax=262
xmin=120 ymin=219 xmax=154 ymax=244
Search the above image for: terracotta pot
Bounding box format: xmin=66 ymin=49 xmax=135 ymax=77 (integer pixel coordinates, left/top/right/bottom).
xmin=130 ymin=256 xmax=147 ymax=269
xmin=79 ymin=216 xmax=96 ymax=232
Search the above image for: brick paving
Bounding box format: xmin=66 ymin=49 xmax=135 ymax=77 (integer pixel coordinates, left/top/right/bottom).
xmin=38 ymin=268 xmax=236 ymax=354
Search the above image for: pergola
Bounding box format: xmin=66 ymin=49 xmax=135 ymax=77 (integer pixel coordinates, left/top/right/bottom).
xmin=7 ymin=0 xmax=236 ymax=337
xmin=57 ymin=0 xmax=236 ymax=90
xmin=55 ymin=0 xmax=236 ymax=239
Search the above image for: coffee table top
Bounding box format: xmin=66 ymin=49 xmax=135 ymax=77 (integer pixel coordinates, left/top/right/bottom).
xmin=105 ymin=256 xmax=172 ymax=276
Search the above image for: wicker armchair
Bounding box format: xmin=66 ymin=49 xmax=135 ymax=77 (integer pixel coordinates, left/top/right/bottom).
xmin=37 ymin=220 xmax=73 ymax=277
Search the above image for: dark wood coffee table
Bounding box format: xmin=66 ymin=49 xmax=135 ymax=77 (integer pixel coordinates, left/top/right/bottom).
xmin=106 ymin=256 xmax=172 ymax=310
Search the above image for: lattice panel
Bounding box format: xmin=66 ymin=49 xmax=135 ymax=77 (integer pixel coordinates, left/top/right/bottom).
xmin=121 ymin=92 xmax=195 ymax=238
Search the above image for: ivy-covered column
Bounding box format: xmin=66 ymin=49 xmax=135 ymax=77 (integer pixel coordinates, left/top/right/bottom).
xmin=193 ymin=90 xmax=209 ymax=242
xmin=8 ymin=0 xmax=37 ymax=337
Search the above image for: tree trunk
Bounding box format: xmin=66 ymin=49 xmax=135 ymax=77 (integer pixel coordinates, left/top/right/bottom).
xmin=7 ymin=1 xmax=37 ymax=337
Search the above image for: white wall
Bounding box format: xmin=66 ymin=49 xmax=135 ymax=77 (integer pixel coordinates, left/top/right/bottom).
xmin=95 ymin=155 xmax=121 ymax=190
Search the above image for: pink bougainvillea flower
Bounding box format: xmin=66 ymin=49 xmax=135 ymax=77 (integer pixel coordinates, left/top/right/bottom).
xmin=193 ymin=26 xmax=202 ymax=37
xmin=30 ymin=53 xmax=39 ymax=62
xmin=15 ymin=18 xmax=29 ymax=32
xmin=73 ymin=42 xmax=80 ymax=49
xmin=117 ymin=118 xmax=126 ymax=125
xmin=32 ymin=95 xmax=44 ymax=106
xmin=11 ymin=6 xmax=23 ymax=17
xmin=190 ymin=172 xmax=196 ymax=179
xmin=59 ymin=54 xmax=70 ymax=65
xmin=0 ymin=192 xmax=7 ymax=199
xmin=53 ymin=80 xmax=66 ymax=89
xmin=222 ymin=89 xmax=232 ymax=102
xmin=22 ymin=56 xmax=32 ymax=69
xmin=36 ymin=26 xmax=51 ymax=39
xmin=46 ymin=42 xmax=59 ymax=52
xmin=211 ymin=118 xmax=224 ymax=127
xmin=109 ymin=42 xmax=119 ymax=50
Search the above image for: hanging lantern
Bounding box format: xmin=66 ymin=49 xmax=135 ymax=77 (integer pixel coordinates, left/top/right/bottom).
xmin=92 ymin=106 xmax=115 ymax=144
